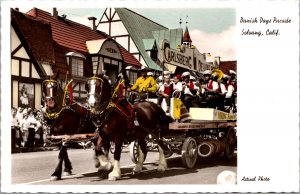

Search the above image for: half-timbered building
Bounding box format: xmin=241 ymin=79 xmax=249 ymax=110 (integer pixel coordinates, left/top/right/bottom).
xmin=11 ymin=8 xmax=140 ymax=109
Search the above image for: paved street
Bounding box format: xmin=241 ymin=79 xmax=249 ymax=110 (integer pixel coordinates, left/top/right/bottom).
xmin=12 ymin=147 xmax=237 ymax=185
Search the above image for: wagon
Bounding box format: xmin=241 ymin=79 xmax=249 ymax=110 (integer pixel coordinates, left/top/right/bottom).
xmin=129 ymin=106 xmax=237 ymax=169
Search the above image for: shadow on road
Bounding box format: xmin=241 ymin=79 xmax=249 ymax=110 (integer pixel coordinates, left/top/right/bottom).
xmin=75 ymin=153 xmax=237 ymax=181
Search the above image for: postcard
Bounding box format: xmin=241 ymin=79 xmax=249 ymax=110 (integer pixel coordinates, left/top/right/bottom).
xmin=1 ymin=0 xmax=299 ymax=193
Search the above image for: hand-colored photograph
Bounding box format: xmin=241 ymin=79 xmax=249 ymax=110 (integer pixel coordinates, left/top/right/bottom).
xmin=2 ymin=0 xmax=299 ymax=193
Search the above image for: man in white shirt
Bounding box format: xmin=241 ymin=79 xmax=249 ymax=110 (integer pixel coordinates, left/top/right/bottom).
xmin=25 ymin=110 xmax=39 ymax=151
xmin=20 ymin=112 xmax=29 ymax=147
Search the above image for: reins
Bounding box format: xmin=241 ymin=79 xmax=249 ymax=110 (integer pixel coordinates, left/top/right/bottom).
xmin=44 ymin=80 xmax=73 ymax=119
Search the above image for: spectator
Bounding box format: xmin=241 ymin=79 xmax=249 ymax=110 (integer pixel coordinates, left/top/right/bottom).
xmin=11 ymin=108 xmax=19 ymax=151
xmin=25 ymin=110 xmax=39 ymax=151
xmin=20 ymin=112 xmax=29 ymax=148
xmin=34 ymin=110 xmax=44 ymax=146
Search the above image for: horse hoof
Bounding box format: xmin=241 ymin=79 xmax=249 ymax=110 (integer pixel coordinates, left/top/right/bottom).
xmin=157 ymin=164 xmax=167 ymax=173
xmin=50 ymin=176 xmax=60 ymax=181
xmin=98 ymin=165 xmax=112 ymax=171
xmin=108 ymin=176 xmax=120 ymax=181
xmin=63 ymin=171 xmax=71 ymax=176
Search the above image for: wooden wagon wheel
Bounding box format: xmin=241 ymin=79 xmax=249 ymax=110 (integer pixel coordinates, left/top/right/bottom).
xmin=129 ymin=141 xmax=147 ymax=164
xmin=181 ymin=137 xmax=198 ymax=169
xmin=163 ymin=144 xmax=173 ymax=158
xmin=224 ymin=127 xmax=236 ymax=160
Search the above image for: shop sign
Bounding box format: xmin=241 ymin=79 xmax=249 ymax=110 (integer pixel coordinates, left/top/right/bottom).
xmin=163 ymin=46 xmax=192 ymax=69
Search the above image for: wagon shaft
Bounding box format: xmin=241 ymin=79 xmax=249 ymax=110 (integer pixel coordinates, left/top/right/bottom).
xmin=47 ymin=133 xmax=96 ymax=141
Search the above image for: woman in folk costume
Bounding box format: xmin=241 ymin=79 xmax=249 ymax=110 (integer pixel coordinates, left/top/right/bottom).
xmin=157 ymin=74 xmax=174 ymax=113
xmin=181 ymin=71 xmax=199 ymax=110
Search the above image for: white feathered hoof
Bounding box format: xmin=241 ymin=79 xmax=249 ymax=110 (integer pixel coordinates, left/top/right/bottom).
xmin=98 ymin=162 xmax=113 ymax=171
xmin=50 ymin=176 xmax=60 ymax=181
xmin=108 ymin=176 xmax=119 ymax=181
xmin=132 ymin=164 xmax=143 ymax=175
xmin=157 ymin=163 xmax=167 ymax=173
xmin=63 ymin=171 xmax=71 ymax=176
xmin=108 ymin=173 xmax=121 ymax=181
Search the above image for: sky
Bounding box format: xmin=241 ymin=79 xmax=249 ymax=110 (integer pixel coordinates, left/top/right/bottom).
xmin=21 ymin=7 xmax=236 ymax=61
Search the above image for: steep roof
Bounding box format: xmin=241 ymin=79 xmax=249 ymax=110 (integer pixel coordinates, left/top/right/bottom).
xmin=183 ymin=26 xmax=192 ymax=43
xmin=26 ymin=8 xmax=140 ymax=69
xmin=11 ymin=9 xmax=55 ymax=65
xmin=115 ymin=8 xmax=168 ymax=71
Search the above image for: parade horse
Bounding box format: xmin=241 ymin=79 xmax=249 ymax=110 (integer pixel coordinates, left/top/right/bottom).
xmin=85 ymin=74 xmax=173 ymax=180
xmin=42 ymin=79 xmax=97 ymax=180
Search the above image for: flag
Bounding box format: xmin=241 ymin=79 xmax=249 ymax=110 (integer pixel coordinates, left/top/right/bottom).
xmin=173 ymin=98 xmax=182 ymax=120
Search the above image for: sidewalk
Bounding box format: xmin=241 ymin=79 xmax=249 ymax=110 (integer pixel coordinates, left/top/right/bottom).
xmin=12 ymin=146 xmax=58 ymax=153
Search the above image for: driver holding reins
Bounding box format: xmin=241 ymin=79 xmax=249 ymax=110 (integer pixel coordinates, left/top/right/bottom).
xmin=128 ymin=66 xmax=157 ymax=101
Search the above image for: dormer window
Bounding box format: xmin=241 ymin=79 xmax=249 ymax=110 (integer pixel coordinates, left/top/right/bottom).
xmin=66 ymin=52 xmax=86 ymax=77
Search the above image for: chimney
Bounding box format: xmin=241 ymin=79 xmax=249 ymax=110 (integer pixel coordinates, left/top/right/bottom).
xmin=88 ymin=16 xmax=97 ymax=30
xmin=53 ymin=8 xmax=58 ymax=19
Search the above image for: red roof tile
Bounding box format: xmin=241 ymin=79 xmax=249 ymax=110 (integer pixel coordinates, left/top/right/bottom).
xmin=26 ymin=8 xmax=140 ymax=67
xmin=11 ymin=9 xmax=55 ymax=65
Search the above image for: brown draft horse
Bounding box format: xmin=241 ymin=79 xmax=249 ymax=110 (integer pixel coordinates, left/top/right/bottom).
xmin=42 ymin=79 xmax=97 ymax=180
xmin=85 ymin=74 xmax=173 ymax=181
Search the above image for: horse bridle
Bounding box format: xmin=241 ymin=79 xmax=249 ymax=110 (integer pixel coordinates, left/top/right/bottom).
xmin=86 ymin=76 xmax=104 ymax=110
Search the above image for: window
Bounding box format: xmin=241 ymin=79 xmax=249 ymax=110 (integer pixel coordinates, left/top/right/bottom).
xmin=129 ymin=71 xmax=138 ymax=85
xmin=66 ymin=52 xmax=85 ymax=77
xmin=71 ymin=57 xmax=83 ymax=76
xmin=92 ymin=56 xmax=100 ymax=74
xmin=193 ymin=57 xmax=197 ymax=70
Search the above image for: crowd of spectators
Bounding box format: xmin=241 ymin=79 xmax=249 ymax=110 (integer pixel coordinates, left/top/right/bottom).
xmin=11 ymin=106 xmax=47 ymax=152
